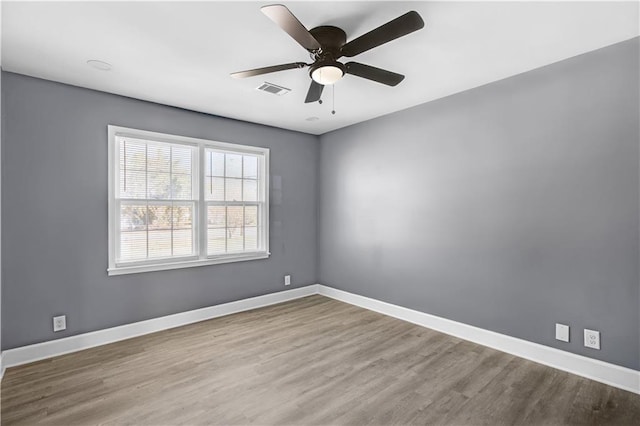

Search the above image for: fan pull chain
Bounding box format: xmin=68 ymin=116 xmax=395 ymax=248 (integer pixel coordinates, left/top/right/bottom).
xmin=331 ymin=85 xmax=336 ymax=115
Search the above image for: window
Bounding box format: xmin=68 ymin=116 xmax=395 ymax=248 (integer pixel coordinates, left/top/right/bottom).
xmin=108 ymin=126 xmax=269 ymax=275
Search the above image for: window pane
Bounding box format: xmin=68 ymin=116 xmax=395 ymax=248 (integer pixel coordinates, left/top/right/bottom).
xmin=243 ymin=179 xmax=257 ymax=202
xmin=173 ymin=204 xmax=193 ymax=230
xmin=172 ymin=146 xmax=192 ymax=174
xmin=227 ymin=228 xmax=243 ymax=252
xmin=120 ymin=231 xmax=147 ymax=261
xmin=147 ymin=205 xmax=172 ymax=230
xmin=148 ymin=172 xmax=171 ymax=199
xmin=225 ymin=154 xmax=242 ymax=178
xmin=227 ymin=206 xmax=243 ymax=229
xmin=205 ymin=177 xmax=225 ymax=201
xmin=206 ymin=151 xmax=225 ymax=177
xmin=171 ymin=173 xmax=192 ymax=200
xmin=245 ymin=206 xmax=258 ymax=226
xmin=207 ymin=206 xmax=226 ymax=228
xmin=172 ymin=204 xmax=193 ymax=257
xmin=173 ymin=228 xmax=193 ymax=256
xmin=208 ymin=228 xmax=226 ymax=254
xmin=120 ymin=204 xmax=148 ymax=261
xmin=121 ymin=140 xmax=146 ymax=171
xmin=243 ymin=155 xmax=258 ymax=179
xmin=245 ymin=226 xmax=258 ymax=251
xmin=147 ymin=144 xmax=171 ymax=172
xmin=120 ymin=169 xmax=146 ymax=199
xmin=148 ymin=230 xmax=172 ymax=258
xmin=120 ymin=204 xmax=147 ymax=232
xmin=225 ymin=178 xmax=242 ymax=202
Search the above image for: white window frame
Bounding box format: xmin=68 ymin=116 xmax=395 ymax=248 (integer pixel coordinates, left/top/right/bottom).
xmin=108 ymin=125 xmax=270 ymax=276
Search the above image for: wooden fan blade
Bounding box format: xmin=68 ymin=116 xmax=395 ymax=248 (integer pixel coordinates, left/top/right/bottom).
xmin=261 ymin=4 xmax=321 ymax=51
xmin=345 ymin=62 xmax=405 ymax=86
xmin=231 ymin=62 xmax=307 ymax=78
xmin=304 ymin=80 xmax=324 ymax=103
xmin=340 ymin=11 xmax=424 ymax=58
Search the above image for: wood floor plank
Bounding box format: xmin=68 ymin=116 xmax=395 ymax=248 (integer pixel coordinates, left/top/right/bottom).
xmin=2 ymin=295 xmax=639 ymax=425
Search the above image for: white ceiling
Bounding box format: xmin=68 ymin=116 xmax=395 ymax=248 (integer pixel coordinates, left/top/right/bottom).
xmin=2 ymin=1 xmax=638 ymax=135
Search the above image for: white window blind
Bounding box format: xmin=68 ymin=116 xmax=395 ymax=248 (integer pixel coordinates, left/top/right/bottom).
xmin=204 ymin=149 xmax=264 ymax=255
xmin=108 ymin=126 xmax=269 ymax=275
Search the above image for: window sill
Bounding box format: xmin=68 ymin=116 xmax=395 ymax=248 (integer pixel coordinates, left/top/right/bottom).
xmin=108 ymin=252 xmax=270 ymax=276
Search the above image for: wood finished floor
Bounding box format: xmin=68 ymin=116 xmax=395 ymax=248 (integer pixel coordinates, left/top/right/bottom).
xmin=2 ymin=295 xmax=639 ymax=425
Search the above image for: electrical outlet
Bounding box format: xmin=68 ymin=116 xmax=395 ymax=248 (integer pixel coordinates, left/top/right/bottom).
xmin=53 ymin=315 xmax=66 ymax=332
xmin=555 ymin=323 xmax=569 ymax=342
xmin=584 ymin=329 xmax=600 ymax=350
xmin=284 ymin=275 xmax=291 ymax=286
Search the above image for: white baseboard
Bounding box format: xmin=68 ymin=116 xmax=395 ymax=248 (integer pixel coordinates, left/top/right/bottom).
xmin=2 ymin=283 xmax=638 ymax=395
xmin=1 ymin=285 xmax=319 ymax=371
xmin=317 ymin=285 xmax=640 ymax=395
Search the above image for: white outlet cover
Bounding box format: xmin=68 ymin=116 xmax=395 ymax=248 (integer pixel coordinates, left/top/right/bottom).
xmin=555 ymin=323 xmax=569 ymax=342
xmin=584 ymin=329 xmax=600 ymax=350
xmin=53 ymin=315 xmax=66 ymax=332
xmin=284 ymin=275 xmax=291 ymax=286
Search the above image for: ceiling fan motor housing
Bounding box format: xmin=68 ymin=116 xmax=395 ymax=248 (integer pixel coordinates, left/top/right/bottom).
xmin=308 ymin=26 xmax=347 ymax=56
xmin=308 ymin=26 xmax=347 ymax=85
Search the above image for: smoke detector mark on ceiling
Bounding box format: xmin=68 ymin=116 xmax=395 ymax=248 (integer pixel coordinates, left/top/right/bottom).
xmin=87 ymin=59 xmax=112 ymax=71
xmin=257 ymin=82 xmax=291 ymax=96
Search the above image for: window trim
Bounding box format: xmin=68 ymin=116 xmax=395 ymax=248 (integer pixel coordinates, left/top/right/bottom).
xmin=107 ymin=125 xmax=270 ymax=276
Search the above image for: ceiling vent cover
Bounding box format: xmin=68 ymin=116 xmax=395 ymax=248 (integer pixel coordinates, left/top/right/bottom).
xmin=256 ymin=82 xmax=290 ymax=96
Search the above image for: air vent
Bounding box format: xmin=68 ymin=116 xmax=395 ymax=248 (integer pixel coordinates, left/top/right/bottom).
xmin=256 ymin=82 xmax=290 ymax=96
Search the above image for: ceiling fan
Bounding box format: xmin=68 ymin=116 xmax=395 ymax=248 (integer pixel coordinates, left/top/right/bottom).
xmin=231 ymin=4 xmax=425 ymax=103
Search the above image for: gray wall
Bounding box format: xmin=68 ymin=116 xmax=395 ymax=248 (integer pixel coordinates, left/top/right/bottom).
xmin=1 ymin=72 xmax=318 ymax=350
xmin=318 ymin=38 xmax=640 ymax=370
xmin=3 ymin=39 xmax=639 ymax=372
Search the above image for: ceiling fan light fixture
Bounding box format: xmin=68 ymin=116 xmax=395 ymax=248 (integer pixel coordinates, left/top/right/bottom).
xmin=310 ymin=61 xmax=345 ymax=85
